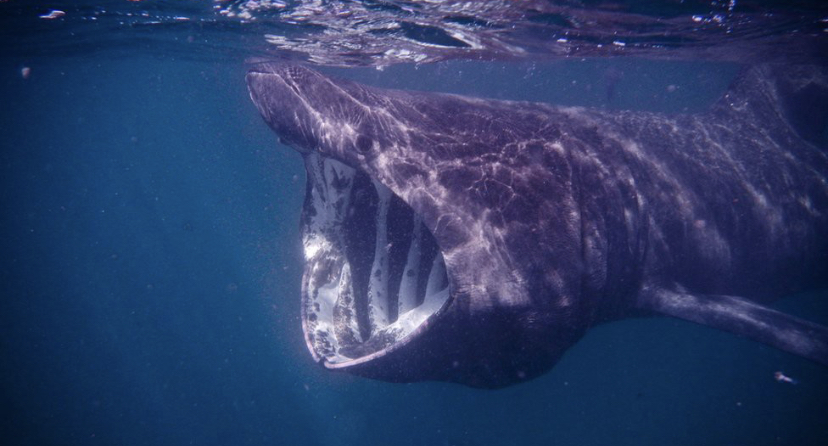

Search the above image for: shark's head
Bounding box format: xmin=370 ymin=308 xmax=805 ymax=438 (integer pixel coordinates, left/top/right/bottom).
xmin=247 ymin=64 xmax=588 ymax=388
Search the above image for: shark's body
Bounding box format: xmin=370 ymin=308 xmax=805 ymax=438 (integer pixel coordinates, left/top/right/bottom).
xmin=247 ymin=64 xmax=828 ymax=388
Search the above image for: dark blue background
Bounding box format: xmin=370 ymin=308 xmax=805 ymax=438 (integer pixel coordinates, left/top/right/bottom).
xmin=1 ymin=55 xmax=826 ymax=446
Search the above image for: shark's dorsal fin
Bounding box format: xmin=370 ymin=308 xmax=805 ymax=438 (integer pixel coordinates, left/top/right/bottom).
xmin=637 ymin=285 xmax=828 ymax=365
xmin=714 ymin=64 xmax=828 ymax=149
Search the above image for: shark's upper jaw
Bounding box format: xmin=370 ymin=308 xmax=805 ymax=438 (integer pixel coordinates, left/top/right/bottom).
xmin=300 ymin=152 xmax=451 ymax=367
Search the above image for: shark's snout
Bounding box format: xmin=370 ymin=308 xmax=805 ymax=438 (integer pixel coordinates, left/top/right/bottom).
xmin=246 ymin=66 xmax=318 ymax=152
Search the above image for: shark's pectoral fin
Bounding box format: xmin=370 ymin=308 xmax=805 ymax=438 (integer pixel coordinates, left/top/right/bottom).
xmin=636 ymin=285 xmax=828 ymax=365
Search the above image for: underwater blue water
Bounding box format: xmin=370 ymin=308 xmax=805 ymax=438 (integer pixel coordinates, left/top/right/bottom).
xmin=2 ymin=42 xmax=828 ymax=446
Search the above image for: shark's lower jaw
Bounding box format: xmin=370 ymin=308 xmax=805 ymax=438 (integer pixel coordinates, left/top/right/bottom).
xmin=300 ymin=153 xmax=450 ymax=366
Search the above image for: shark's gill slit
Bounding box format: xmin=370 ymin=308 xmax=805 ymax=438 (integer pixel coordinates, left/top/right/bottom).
xmin=301 ymin=153 xmax=449 ymax=364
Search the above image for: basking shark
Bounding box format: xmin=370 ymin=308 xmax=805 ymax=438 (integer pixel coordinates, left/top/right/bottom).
xmin=247 ymin=63 xmax=828 ymax=388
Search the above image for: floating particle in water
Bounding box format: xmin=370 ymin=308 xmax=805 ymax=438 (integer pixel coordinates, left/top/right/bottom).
xmin=774 ymin=371 xmax=798 ymax=384
xmin=39 ymin=10 xmax=65 ymax=20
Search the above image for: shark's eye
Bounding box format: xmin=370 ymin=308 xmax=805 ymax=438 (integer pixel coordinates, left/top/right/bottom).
xmin=300 ymin=153 xmax=450 ymax=365
xmin=355 ymin=134 xmax=373 ymax=153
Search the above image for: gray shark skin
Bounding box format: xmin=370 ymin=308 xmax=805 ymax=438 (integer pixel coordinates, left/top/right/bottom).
xmin=247 ymin=63 xmax=828 ymax=388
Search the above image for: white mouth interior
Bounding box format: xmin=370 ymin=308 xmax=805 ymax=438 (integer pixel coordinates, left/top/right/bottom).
xmin=300 ymin=153 xmax=450 ymax=364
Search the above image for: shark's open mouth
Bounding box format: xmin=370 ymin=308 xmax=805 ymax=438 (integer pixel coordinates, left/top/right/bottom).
xmin=300 ymin=153 xmax=450 ymax=366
